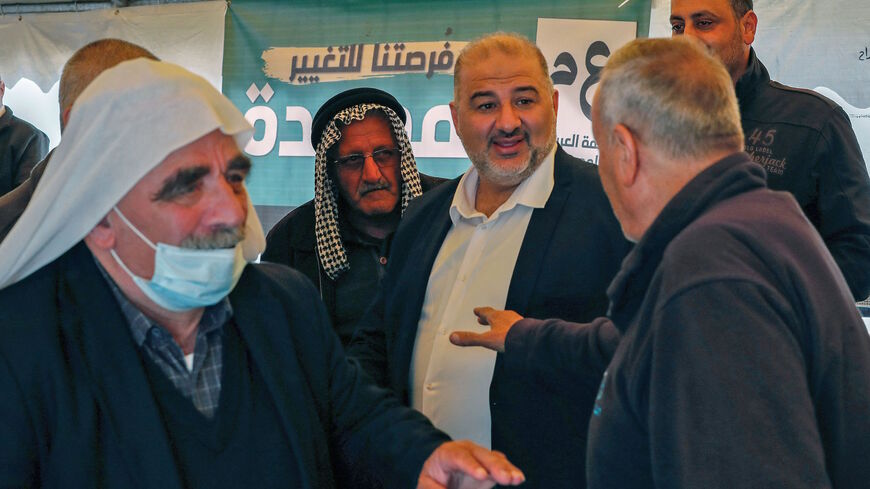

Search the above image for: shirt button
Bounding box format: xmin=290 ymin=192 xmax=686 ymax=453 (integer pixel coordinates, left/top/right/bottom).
xmin=379 ymin=256 xmax=388 ymax=265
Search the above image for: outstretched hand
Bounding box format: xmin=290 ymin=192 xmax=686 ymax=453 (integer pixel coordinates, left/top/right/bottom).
xmin=449 ymin=307 xmax=524 ymax=353
xmin=418 ymin=440 xmax=525 ymax=489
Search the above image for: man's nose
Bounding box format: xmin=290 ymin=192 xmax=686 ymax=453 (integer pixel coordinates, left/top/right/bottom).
xmin=496 ymin=104 xmax=521 ymax=133
xmin=205 ymin=178 xmax=247 ymax=230
xmin=360 ymin=154 xmax=383 ymax=182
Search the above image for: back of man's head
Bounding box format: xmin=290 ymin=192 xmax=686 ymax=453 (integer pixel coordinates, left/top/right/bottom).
xmin=59 ymin=38 xmax=157 ymax=129
xmin=452 ymin=32 xmax=553 ymax=100
xmin=597 ymin=36 xmax=743 ymax=162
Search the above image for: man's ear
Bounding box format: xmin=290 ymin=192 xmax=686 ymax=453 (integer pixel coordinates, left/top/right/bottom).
xmin=551 ymin=89 xmax=559 ymax=118
xmin=449 ymin=100 xmax=459 ymax=128
xmin=741 ymin=11 xmax=758 ymax=45
xmin=61 ymin=106 xmax=73 ymax=129
xmin=612 ymin=124 xmax=640 ymax=187
xmin=85 ymin=215 xmax=116 ymax=250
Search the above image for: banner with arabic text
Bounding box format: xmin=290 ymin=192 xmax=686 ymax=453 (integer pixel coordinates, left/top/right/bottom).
xmin=223 ymin=0 xmax=651 ymax=227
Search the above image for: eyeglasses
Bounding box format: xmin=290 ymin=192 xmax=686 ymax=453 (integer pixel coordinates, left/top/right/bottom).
xmin=333 ymin=148 xmax=400 ymax=171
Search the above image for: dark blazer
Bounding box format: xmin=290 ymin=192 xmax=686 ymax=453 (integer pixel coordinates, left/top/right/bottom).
xmin=0 ymin=242 xmax=448 ymax=488
xmin=348 ymin=146 xmax=632 ymax=488
xmin=262 ymin=172 xmax=446 ymax=337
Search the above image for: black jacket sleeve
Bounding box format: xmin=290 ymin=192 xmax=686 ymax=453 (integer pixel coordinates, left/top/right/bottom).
xmin=290 ymin=268 xmax=450 ymax=487
xmin=14 ymin=129 xmax=49 ymax=188
xmin=814 ymin=106 xmax=870 ymax=300
xmin=504 ymin=316 xmax=619 ymax=392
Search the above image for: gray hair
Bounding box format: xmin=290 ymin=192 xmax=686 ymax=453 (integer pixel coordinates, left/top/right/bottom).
xmin=596 ymin=36 xmax=743 ymax=161
xmin=453 ymin=32 xmax=553 ymax=100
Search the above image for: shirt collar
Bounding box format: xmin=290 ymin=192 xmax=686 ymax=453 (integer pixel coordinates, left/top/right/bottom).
xmin=449 ymin=144 xmax=556 ymax=224
xmin=0 ymin=106 xmax=6 ymax=119
xmin=92 ymin=255 xmax=232 ymax=347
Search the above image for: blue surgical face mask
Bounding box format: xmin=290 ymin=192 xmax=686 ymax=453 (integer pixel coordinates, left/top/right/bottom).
xmin=109 ymin=206 xmax=246 ymax=312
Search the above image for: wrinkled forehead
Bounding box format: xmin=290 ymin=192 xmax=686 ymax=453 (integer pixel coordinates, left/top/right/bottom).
xmin=335 ymin=111 xmax=397 ymax=146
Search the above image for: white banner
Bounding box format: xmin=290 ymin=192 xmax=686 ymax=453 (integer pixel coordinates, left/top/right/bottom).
xmin=0 ymin=1 xmax=227 ymax=149
xmin=536 ymin=18 xmax=637 ymax=164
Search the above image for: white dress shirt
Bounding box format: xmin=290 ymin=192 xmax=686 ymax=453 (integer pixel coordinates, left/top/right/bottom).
xmin=410 ymin=147 xmax=556 ymax=448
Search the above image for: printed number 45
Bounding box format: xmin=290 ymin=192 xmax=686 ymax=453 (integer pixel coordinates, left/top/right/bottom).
xmin=748 ymin=128 xmax=776 ymax=146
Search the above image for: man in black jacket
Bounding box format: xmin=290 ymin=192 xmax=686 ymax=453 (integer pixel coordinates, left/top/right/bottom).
xmin=0 ymin=73 xmax=48 ymax=197
xmin=263 ymin=88 xmax=444 ymax=346
xmin=348 ymin=33 xmax=630 ymax=489
xmin=455 ymin=36 xmax=870 ymax=489
xmin=0 ymin=58 xmax=523 ymax=489
xmin=670 ymin=0 xmax=870 ymax=300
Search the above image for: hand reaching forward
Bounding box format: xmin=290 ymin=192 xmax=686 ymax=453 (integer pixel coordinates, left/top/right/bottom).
xmin=418 ymin=440 xmax=525 ymax=489
xmin=449 ymin=307 xmax=524 ymax=353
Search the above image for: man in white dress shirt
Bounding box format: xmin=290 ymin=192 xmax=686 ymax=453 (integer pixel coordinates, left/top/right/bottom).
xmin=348 ymin=32 xmax=631 ymax=489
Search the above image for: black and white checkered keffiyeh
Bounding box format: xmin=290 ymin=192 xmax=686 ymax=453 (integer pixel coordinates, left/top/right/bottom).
xmin=314 ymin=103 xmax=422 ymax=280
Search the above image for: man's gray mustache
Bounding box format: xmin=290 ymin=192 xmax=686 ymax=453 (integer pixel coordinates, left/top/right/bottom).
xmin=359 ymin=182 xmax=391 ymax=195
xmin=181 ymin=226 xmax=245 ymax=250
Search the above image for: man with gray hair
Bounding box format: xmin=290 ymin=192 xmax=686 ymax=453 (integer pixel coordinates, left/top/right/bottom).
xmin=0 ymin=58 xmax=524 ymax=489
xmin=349 ymin=32 xmax=630 ymax=488
xmin=455 ymin=36 xmax=870 ymax=489
xmin=0 ymin=72 xmax=49 ymax=197
xmin=0 ymin=38 xmax=157 ymax=242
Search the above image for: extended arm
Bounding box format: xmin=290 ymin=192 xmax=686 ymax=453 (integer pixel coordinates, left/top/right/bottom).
xmin=451 ymin=307 xmax=619 ymax=388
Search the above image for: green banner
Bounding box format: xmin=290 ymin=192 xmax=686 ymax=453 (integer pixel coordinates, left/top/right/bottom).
xmin=223 ymin=0 xmax=651 ymax=217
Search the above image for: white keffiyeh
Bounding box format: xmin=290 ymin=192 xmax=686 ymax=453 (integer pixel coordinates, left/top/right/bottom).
xmin=0 ymin=58 xmax=263 ymax=289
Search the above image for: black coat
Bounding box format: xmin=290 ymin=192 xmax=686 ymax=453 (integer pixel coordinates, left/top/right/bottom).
xmin=0 ymin=243 xmax=448 ymax=488
xmin=736 ymin=49 xmax=870 ymax=300
xmin=262 ymin=172 xmax=446 ymax=342
xmin=348 ymin=147 xmax=631 ymax=489
xmin=0 ymin=107 xmax=49 ymax=196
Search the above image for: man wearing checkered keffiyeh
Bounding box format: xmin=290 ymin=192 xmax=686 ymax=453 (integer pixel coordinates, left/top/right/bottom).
xmin=263 ymin=88 xmax=445 ymax=348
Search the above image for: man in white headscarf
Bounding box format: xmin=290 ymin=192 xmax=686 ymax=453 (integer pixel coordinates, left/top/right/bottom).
xmin=0 ymin=59 xmax=524 ymax=489
xmin=0 ymin=38 xmax=157 ymax=242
